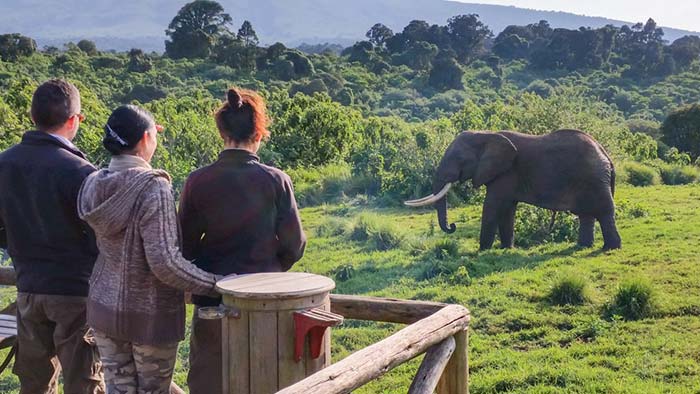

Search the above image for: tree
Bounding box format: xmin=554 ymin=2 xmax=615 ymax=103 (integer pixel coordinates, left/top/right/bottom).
xmin=237 ymin=20 xmax=259 ymax=47
xmin=213 ymin=34 xmax=257 ymax=71
xmin=661 ymin=104 xmax=700 ymax=159
xmin=616 ymin=19 xmax=666 ymax=79
xmin=402 ymin=20 xmax=431 ymax=44
xmin=77 ymin=40 xmax=98 ymax=56
xmin=429 ymin=52 xmax=463 ymax=91
xmin=165 ymin=0 xmax=232 ymax=59
xmin=446 ymin=14 xmax=492 ymax=62
xmin=670 ymin=35 xmax=700 ymax=68
xmin=127 ymin=48 xmax=152 ymax=73
xmin=366 ymin=23 xmax=394 ymax=49
xmin=401 ymin=41 xmax=438 ymax=70
xmin=234 ymin=21 xmax=259 ymax=71
xmin=0 ymin=33 xmax=37 ymax=61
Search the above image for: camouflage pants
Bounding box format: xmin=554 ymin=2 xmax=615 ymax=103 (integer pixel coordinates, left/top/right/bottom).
xmin=93 ymin=331 xmax=177 ymax=394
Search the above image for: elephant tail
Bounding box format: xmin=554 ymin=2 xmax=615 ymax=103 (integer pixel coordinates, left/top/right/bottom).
xmin=610 ymin=162 xmax=616 ymax=197
xmin=596 ymin=140 xmax=616 ymax=197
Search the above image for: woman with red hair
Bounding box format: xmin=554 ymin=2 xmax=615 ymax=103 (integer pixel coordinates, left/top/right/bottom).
xmin=179 ymin=87 xmax=306 ymax=393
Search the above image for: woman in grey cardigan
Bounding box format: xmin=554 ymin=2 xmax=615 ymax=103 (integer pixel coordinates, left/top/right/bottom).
xmin=78 ymin=105 xmax=220 ymax=394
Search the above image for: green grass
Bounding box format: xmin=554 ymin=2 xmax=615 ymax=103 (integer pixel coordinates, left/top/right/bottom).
xmin=294 ymin=184 xmax=700 ymax=393
xmin=2 ymin=184 xmax=700 ymax=393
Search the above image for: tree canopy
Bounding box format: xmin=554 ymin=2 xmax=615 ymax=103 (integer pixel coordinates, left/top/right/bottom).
xmin=165 ymin=0 xmax=232 ymax=59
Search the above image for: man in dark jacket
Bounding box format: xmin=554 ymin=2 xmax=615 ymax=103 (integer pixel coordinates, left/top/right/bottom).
xmin=0 ymin=79 xmax=105 ymax=393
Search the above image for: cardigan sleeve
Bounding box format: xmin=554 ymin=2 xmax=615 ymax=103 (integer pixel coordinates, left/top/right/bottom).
xmin=139 ymin=178 xmax=220 ymax=297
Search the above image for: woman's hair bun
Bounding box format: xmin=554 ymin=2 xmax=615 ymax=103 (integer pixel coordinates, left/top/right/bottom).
xmin=227 ymin=89 xmax=243 ymax=109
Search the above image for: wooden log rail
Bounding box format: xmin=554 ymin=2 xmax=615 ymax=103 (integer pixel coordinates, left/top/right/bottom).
xmin=1 ymin=267 xmax=471 ymax=393
xmin=277 ymin=303 xmax=470 ymax=394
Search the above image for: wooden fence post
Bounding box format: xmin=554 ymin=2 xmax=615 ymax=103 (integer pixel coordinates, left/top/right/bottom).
xmin=436 ymin=329 xmax=468 ymax=394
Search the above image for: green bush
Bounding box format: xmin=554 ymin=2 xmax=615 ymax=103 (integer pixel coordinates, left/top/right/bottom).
xmin=549 ymin=272 xmax=589 ymax=305
xmin=513 ymin=205 xmax=578 ymax=247
xmin=449 ymin=265 xmax=472 ymax=286
xmin=616 ymin=199 xmax=650 ymax=219
xmin=315 ymin=218 xmax=347 ymax=237
xmin=349 ymin=213 xmax=405 ymax=251
xmin=610 ymin=278 xmax=657 ymax=320
xmin=331 ymin=264 xmax=355 ymax=282
xmin=430 ymin=239 xmax=460 ymax=260
xmin=658 ymin=164 xmax=700 ymax=185
xmin=623 ymin=162 xmax=659 ymax=186
xmin=419 ymin=258 xmax=456 ymax=280
xmin=288 ymin=164 xmax=357 ymax=206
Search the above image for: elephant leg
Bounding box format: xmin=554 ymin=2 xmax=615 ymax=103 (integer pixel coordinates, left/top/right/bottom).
xmin=577 ymin=215 xmax=595 ymax=248
xmin=598 ymin=213 xmax=621 ymax=250
xmin=479 ymin=194 xmax=502 ymax=250
xmin=498 ymin=202 xmax=517 ymax=249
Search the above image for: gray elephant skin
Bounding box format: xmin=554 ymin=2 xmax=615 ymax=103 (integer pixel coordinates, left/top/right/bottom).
xmin=406 ymin=129 xmax=621 ymax=251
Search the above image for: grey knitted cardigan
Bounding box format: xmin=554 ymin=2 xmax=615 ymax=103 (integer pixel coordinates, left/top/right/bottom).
xmin=78 ymin=156 xmax=219 ymax=344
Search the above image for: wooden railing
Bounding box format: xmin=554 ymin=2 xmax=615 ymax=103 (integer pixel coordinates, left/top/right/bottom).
xmin=287 ymin=294 xmax=471 ymax=394
xmin=1 ymin=267 xmax=470 ymax=394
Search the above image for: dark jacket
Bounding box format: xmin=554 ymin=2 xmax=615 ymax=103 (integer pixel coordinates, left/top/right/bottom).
xmin=0 ymin=131 xmax=97 ymax=296
xmin=179 ymin=149 xmax=306 ymax=306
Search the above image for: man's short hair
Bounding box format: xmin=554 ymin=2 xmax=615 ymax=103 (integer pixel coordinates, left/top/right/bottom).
xmin=31 ymin=79 xmax=81 ymax=131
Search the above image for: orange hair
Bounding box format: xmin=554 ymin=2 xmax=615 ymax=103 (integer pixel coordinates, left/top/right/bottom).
xmin=215 ymin=87 xmax=270 ymax=142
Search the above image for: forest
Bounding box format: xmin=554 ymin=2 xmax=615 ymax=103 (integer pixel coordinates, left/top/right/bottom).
xmin=1 ymin=0 xmax=700 ymax=392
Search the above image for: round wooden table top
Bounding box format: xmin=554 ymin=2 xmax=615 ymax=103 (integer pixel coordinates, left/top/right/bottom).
xmin=216 ymin=272 xmax=336 ymax=299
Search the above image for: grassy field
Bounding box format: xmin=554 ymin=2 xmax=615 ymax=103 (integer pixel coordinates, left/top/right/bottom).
xmin=2 ymin=184 xmax=700 ymax=393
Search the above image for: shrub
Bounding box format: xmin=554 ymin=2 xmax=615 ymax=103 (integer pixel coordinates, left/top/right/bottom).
xmin=419 ymin=258 xmax=456 ymax=280
xmin=430 ymin=239 xmax=460 ymax=260
xmin=611 ymin=278 xmax=656 ymax=320
xmin=332 ymin=264 xmax=355 ymax=282
xmin=288 ymin=164 xmax=354 ymax=206
xmin=449 ymin=266 xmax=472 ymax=286
xmin=315 ymin=218 xmax=347 ymax=237
xmin=623 ymin=162 xmax=659 ymax=186
xmin=349 ymin=213 xmax=405 ymax=251
xmin=514 ymin=205 xmax=578 ymax=247
xmin=658 ymin=164 xmax=699 ymax=185
xmin=616 ymin=199 xmax=650 ymax=219
xmin=549 ymin=272 xmax=588 ymax=305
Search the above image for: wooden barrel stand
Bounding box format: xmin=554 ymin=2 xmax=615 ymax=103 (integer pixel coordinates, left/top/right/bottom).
xmin=215 ymin=273 xmax=339 ymax=394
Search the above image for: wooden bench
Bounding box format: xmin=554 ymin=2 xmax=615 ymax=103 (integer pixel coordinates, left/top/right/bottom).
xmin=0 ymin=302 xmax=17 ymax=374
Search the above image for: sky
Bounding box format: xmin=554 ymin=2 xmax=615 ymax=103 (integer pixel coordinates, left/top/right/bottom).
xmin=454 ymin=0 xmax=700 ymax=32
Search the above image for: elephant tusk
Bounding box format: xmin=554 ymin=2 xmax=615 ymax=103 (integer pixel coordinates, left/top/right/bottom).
xmin=404 ymin=194 xmax=435 ymax=205
xmin=404 ymin=198 xmax=433 ymax=207
xmin=404 ymin=183 xmax=452 ymax=207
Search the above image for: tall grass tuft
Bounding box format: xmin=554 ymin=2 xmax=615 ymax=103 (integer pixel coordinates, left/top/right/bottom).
xmin=288 ymin=163 xmax=364 ymax=207
xmin=658 ymin=164 xmax=700 ymax=185
xmin=611 ymin=278 xmax=656 ymax=320
xmin=549 ymin=272 xmax=589 ymax=305
xmin=349 ymin=213 xmax=405 ymax=251
xmin=431 ymin=239 xmax=460 ymax=260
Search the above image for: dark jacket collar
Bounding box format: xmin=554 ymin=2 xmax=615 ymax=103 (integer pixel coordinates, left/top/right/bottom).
xmin=218 ymin=149 xmax=260 ymax=164
xmin=21 ymin=130 xmax=88 ymax=160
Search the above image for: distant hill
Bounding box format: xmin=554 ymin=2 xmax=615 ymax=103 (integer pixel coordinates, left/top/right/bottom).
xmin=1 ymin=0 xmax=697 ymax=52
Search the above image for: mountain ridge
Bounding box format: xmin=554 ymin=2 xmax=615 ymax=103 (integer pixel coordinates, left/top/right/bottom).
xmin=1 ymin=0 xmax=697 ymax=52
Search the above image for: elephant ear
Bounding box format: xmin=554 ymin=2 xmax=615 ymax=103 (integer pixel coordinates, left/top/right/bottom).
xmin=472 ymin=133 xmax=518 ymax=188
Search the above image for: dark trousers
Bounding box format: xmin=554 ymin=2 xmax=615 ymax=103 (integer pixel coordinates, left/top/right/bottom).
xmin=13 ymin=293 xmax=105 ymax=394
xmin=187 ymin=309 xmax=222 ymax=394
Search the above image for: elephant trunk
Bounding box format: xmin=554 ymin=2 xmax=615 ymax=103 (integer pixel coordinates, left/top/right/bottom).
xmin=434 ymin=182 xmax=456 ymax=234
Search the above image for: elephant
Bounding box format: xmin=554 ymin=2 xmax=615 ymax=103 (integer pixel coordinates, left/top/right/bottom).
xmin=405 ymin=129 xmax=621 ymax=251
